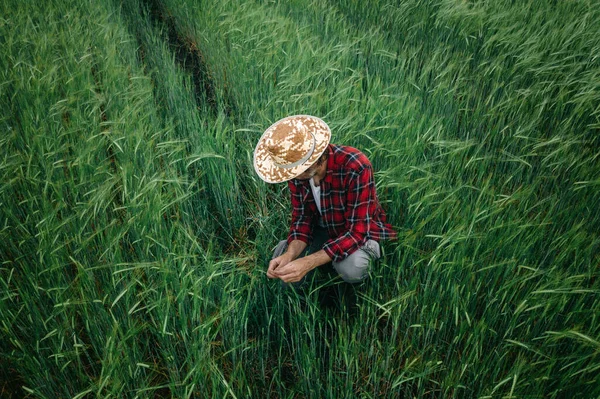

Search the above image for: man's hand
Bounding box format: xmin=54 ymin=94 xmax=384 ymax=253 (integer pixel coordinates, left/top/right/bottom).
xmin=267 ymin=253 xmax=294 ymax=279
xmin=268 ymin=244 xmax=332 ymax=283
xmin=268 ymin=240 xmax=308 ymax=279
xmin=271 ymin=257 xmax=316 ymax=283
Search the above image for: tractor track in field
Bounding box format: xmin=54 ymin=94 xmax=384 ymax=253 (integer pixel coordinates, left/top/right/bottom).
xmin=114 ymin=0 xmax=237 ymax=118
xmin=131 ymin=0 xmax=237 ymax=118
xmin=143 ymin=0 xmax=220 ymax=115
xmin=118 ymin=0 xmax=244 ymax=247
xmin=90 ymin=62 xmax=127 ymax=225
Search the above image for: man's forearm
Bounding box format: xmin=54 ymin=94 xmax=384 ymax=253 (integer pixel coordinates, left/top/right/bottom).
xmin=286 ymin=240 xmax=332 ymax=269
xmin=286 ymin=239 xmax=308 ymax=260
xmin=303 ymin=249 xmax=332 ymax=269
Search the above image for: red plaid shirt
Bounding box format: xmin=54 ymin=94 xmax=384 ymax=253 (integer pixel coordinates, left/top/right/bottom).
xmin=287 ymin=144 xmax=397 ymax=262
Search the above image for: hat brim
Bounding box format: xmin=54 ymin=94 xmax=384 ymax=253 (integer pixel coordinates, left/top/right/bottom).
xmin=253 ymin=115 xmax=331 ymax=183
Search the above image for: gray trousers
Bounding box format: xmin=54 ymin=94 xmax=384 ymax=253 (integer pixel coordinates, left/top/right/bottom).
xmin=272 ymin=227 xmax=381 ymax=284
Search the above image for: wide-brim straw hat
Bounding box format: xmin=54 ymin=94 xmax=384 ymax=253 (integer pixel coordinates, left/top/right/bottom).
xmin=253 ymin=115 xmax=331 ymax=183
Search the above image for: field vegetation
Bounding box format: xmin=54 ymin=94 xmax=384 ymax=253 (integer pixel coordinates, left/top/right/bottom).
xmin=1 ymin=0 xmax=599 ymax=397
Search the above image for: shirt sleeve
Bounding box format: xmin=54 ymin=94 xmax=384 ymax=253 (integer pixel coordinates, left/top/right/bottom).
xmin=287 ymin=180 xmax=314 ymax=245
xmin=322 ymin=164 xmax=375 ymax=262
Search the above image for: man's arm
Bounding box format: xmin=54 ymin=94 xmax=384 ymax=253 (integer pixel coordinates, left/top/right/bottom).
xmin=286 ymin=180 xmax=315 ymax=245
xmin=271 ymin=247 xmax=332 ymax=283
xmin=285 ymin=239 xmax=309 ymax=260
xmin=267 ymin=180 xmax=316 ymax=281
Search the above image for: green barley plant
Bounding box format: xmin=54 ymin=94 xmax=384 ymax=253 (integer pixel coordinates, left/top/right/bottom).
xmin=1 ymin=0 xmax=599 ymax=397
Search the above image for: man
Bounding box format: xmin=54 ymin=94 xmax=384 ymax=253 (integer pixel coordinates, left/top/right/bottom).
xmin=253 ymin=115 xmax=396 ymax=285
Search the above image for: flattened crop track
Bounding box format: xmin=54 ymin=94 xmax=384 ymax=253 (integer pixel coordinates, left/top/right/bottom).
xmin=142 ymin=0 xmax=220 ymax=115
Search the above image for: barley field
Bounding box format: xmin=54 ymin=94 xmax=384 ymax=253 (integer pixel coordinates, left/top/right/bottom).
xmin=1 ymin=0 xmax=599 ymax=398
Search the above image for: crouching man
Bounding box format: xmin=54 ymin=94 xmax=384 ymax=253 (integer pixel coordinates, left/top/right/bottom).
xmin=253 ymin=115 xmax=396 ymax=286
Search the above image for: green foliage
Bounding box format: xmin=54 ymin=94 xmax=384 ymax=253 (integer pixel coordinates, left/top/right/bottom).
xmin=1 ymin=0 xmax=599 ymax=397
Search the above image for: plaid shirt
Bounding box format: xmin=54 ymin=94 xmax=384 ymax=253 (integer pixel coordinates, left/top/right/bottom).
xmin=287 ymin=144 xmax=397 ymax=262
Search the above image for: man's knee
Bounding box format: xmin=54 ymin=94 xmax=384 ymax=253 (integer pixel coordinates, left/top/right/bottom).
xmin=333 ymin=240 xmax=380 ymax=283
xmin=334 ymin=264 xmax=368 ymax=283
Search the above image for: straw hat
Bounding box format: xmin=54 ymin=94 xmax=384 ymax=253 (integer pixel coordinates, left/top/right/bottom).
xmin=253 ymin=115 xmax=331 ymax=183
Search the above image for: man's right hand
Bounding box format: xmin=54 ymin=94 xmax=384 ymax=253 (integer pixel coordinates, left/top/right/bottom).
xmin=268 ymin=240 xmax=308 ymax=279
xmin=267 ymin=253 xmax=294 ymax=278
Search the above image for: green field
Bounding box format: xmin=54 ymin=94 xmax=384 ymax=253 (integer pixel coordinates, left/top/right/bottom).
xmin=1 ymin=0 xmax=599 ymax=397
